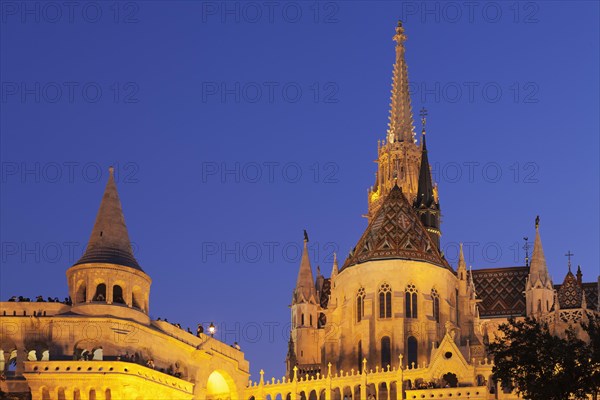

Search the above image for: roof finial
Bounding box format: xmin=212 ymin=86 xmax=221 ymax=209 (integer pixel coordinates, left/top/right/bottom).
xmin=565 ymin=250 xmax=574 ymax=272
xmin=394 ymin=20 xmax=406 ymax=43
xmin=535 ymin=215 xmax=540 ymax=230
xmin=303 ymin=229 xmax=309 ymax=243
xmin=420 ymin=107 xmax=428 ymax=134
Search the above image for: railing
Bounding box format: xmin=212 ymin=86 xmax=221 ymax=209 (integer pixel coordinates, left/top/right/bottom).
xmin=406 ymin=386 xmax=489 ymax=399
xmin=0 ymin=301 xmax=70 ymax=317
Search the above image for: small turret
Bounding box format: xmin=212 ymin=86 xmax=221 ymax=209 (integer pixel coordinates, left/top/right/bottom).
xmin=288 ymin=231 xmax=321 ymax=378
xmin=525 ymin=216 xmax=554 ymax=317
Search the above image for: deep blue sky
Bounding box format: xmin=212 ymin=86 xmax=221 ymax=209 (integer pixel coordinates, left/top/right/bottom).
xmin=1 ymin=0 xmax=599 ymax=380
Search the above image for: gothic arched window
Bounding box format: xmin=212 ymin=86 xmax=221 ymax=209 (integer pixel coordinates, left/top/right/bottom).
xmin=405 ymin=284 xmax=418 ymax=318
xmin=379 ymin=283 xmax=392 ymax=318
xmin=431 ymin=288 xmax=440 ymax=323
xmin=357 ymin=287 xmax=366 ymax=322
xmin=381 ymin=336 xmax=391 ymax=369
xmin=407 ymin=336 xmax=418 ymax=367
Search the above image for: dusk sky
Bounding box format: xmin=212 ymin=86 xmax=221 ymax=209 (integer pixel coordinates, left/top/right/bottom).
xmin=1 ymin=1 xmax=599 ymax=380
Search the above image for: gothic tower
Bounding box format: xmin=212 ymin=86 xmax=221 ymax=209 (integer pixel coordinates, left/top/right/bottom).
xmin=525 ymin=216 xmax=554 ymax=316
xmin=287 ymin=231 xmax=321 ymax=378
xmin=367 ymin=21 xmax=424 ymax=220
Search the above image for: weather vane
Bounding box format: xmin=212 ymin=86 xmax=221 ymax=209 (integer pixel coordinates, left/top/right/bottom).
xmin=565 ymin=250 xmax=574 ymax=271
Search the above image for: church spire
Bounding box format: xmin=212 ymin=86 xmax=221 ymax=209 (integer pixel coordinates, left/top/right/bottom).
xmin=413 ymin=109 xmax=441 ymax=248
xmin=331 ymin=252 xmax=339 ymax=281
xmin=293 ymin=230 xmax=317 ymax=304
xmin=75 ymin=167 xmax=142 ymax=270
xmin=529 ymin=216 xmax=551 ymax=288
xmin=387 ymin=20 xmax=415 ymax=144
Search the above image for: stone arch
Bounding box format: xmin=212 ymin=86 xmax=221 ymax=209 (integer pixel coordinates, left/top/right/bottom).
xmin=112 ymin=283 xmax=126 ymax=304
xmin=41 ymin=386 xmax=51 ymax=400
xmin=104 ymin=388 xmax=112 ymax=400
xmin=57 ymin=387 xmax=67 ymax=400
xmin=89 ymin=388 xmax=97 ymax=400
xmin=476 ymin=374 xmax=486 ymax=386
xmin=442 ymin=372 xmax=458 ymax=388
xmin=342 ymin=385 xmax=352 ymax=400
xmin=206 ymin=370 xmax=239 ymax=400
xmin=92 ymin=281 xmax=107 ymax=302
xmin=308 ymin=390 xmax=318 ymax=400
xmin=331 ymin=387 xmax=341 ymax=400
xmin=318 ymin=389 xmax=326 ymax=400
xmin=378 ymin=381 xmax=389 ymax=400
xmin=24 ymin=339 xmax=51 ymax=361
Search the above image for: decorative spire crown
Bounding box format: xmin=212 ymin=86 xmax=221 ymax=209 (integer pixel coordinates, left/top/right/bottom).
xmin=293 ymin=231 xmax=317 ymax=304
xmin=387 ymin=21 xmax=415 ymax=144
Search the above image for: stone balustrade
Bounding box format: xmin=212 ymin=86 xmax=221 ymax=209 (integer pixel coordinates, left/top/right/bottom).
xmin=0 ymin=301 xmax=70 ymax=317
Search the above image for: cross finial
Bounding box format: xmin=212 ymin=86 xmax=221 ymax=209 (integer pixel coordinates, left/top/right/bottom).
xmin=419 ymin=107 xmax=428 ymax=130
xmin=523 ymin=236 xmax=530 ymax=267
xmin=565 ymin=250 xmax=574 ymax=271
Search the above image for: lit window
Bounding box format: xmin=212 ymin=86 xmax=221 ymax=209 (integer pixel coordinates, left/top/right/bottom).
xmin=405 ymin=284 xmax=418 ymax=318
xmin=357 ymin=287 xmax=366 ymax=322
xmin=379 ymin=283 xmax=392 ymax=318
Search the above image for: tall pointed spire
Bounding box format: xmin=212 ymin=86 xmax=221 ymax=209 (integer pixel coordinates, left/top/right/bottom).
xmin=293 ymin=231 xmax=317 ymax=304
xmin=415 ymin=133 xmax=435 ymax=208
xmin=529 ymin=216 xmax=551 ymax=288
xmin=331 ymin=252 xmax=339 ymax=281
xmin=387 ymin=20 xmax=415 ymax=144
xmin=75 ymin=167 xmax=142 ymax=270
xmin=413 ymin=110 xmax=441 ymax=248
xmin=458 ymin=243 xmax=466 ymax=274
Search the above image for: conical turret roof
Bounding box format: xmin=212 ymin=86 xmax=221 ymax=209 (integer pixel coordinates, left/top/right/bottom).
xmin=293 ymin=234 xmax=316 ymax=304
xmin=529 ymin=217 xmax=550 ymax=288
xmin=342 ymin=185 xmax=450 ymax=270
xmin=75 ymin=167 xmax=142 ymax=271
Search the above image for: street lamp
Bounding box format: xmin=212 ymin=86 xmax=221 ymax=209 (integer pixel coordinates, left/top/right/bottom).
xmin=208 ymin=322 xmax=216 ymax=337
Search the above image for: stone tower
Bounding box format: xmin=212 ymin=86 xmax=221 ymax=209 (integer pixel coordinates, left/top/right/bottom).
xmin=287 ymin=231 xmax=321 ymax=378
xmin=66 ymin=167 xmax=152 ymax=324
xmin=367 ymin=21 xmax=424 ymax=220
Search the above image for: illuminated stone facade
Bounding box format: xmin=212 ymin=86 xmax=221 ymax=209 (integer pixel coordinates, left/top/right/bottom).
xmin=0 ymin=168 xmax=249 ymax=400
xmin=278 ymin=22 xmax=599 ymax=400
xmin=1 ymin=21 xmax=598 ymax=400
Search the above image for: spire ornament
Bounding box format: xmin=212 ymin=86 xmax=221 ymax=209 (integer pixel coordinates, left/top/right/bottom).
xmin=565 ymin=250 xmax=574 ymax=272
xmin=387 ymin=20 xmax=415 ymax=144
